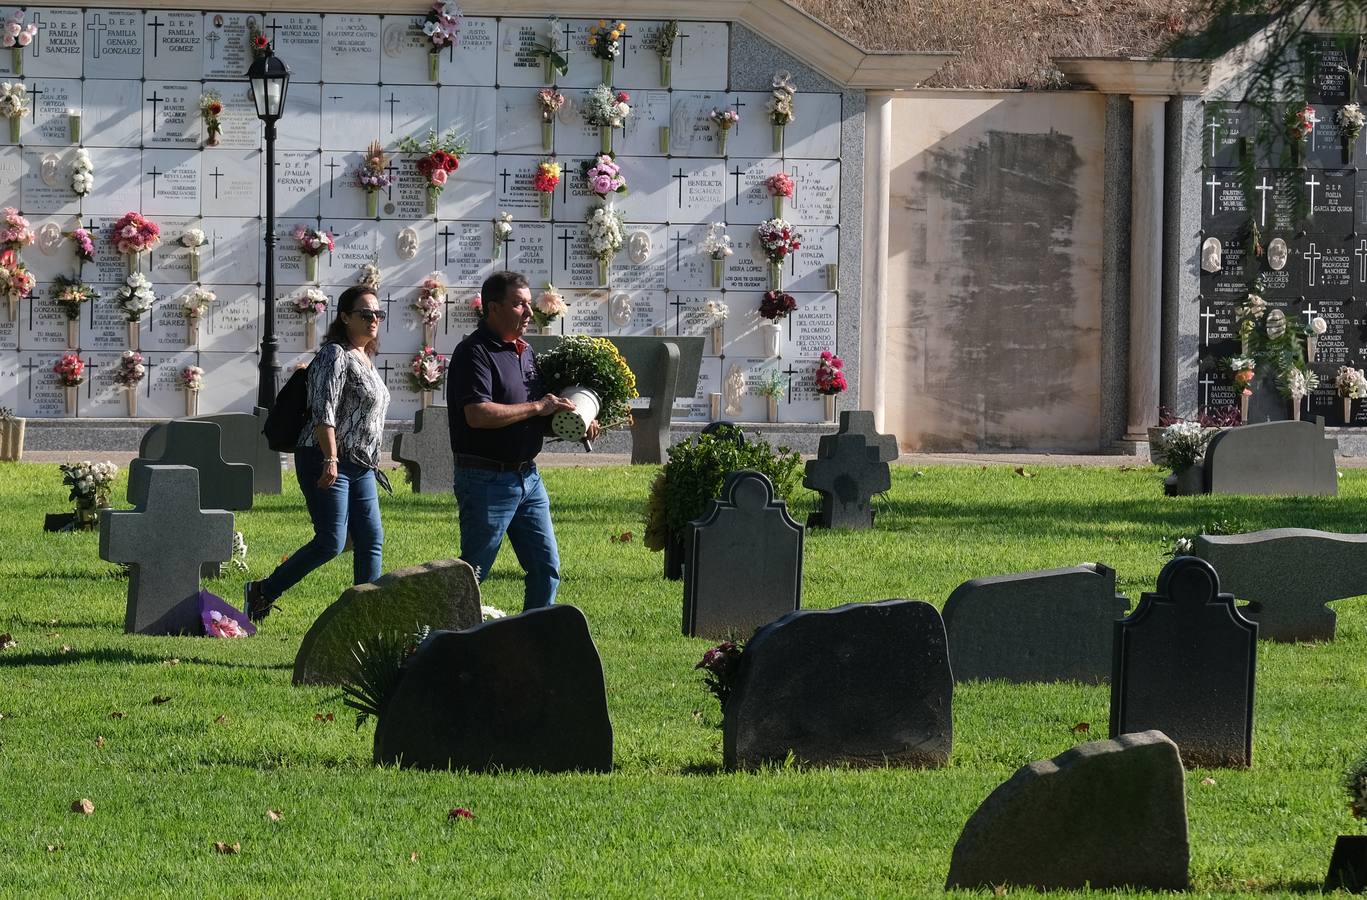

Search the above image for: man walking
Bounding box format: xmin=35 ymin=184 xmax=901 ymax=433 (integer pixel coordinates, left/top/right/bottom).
xmin=447 ymin=271 xmax=597 ymax=609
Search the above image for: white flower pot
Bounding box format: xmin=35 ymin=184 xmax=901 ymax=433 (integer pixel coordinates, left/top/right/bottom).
xmin=126 ymin=388 xmax=137 ymax=418
xmin=766 ymin=395 xmax=778 ymax=423
xmin=550 ymin=386 xmax=601 ymax=443
xmin=1345 ymin=397 xmax=1354 ymax=423
xmin=421 ymin=390 xmax=432 ymax=410
xmin=760 ymin=320 xmax=781 ymax=357
xmin=65 ymin=386 xmax=77 ymax=415
xmin=824 ymin=393 xmax=836 ymax=421
xmin=185 ymin=390 xmax=198 ymax=417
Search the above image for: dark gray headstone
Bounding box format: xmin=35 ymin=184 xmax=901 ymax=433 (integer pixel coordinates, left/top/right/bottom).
xmin=1202 ymin=418 xmax=1338 ymax=496
xmin=1111 ymin=557 xmax=1257 ymax=768
xmin=128 ymin=420 xmax=254 ymax=511
xmin=293 ymin=559 xmax=482 ymax=686
xmin=98 ymin=465 xmax=234 ymax=635
xmin=943 ymin=563 xmax=1130 ymax=683
xmin=683 ymin=469 xmax=803 ymax=639
xmin=374 ymin=604 xmax=612 ymax=773
xmin=140 ymin=408 xmax=282 ymax=495
xmin=391 ymin=406 xmax=452 ymax=494
xmin=945 ymin=730 xmax=1189 ymax=891
xmin=830 ymin=410 xmax=898 ymax=462
xmin=802 ymin=432 xmax=892 ymax=530
xmin=1194 ymin=528 xmax=1367 ymax=642
xmin=723 ymin=600 xmax=952 ymax=770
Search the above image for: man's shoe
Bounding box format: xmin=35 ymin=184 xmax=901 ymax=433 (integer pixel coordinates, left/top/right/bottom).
xmin=244 ymin=580 xmax=276 ymax=623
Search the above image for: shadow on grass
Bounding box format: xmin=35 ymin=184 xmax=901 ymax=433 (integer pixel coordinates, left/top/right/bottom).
xmin=0 ymin=647 xmax=291 ymax=670
xmin=1255 ymin=881 xmax=1323 ymax=894
xmin=680 ymin=761 xmax=723 ymax=776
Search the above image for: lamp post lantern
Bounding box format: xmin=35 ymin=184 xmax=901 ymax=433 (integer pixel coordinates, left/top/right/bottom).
xmin=247 ymin=44 xmax=290 ymax=409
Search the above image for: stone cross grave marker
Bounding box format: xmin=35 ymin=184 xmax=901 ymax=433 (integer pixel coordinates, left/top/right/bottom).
xmin=375 ymin=605 xmax=613 ymax=773
xmin=1111 ymin=556 xmax=1257 ymax=767
xmin=802 ymin=432 xmax=892 ymax=529
xmin=128 ymin=420 xmax=254 ymax=511
xmin=942 ymin=563 xmax=1130 ymax=683
xmin=683 ymin=469 xmax=803 ymax=639
xmin=293 ymin=559 xmax=482 ymax=686
xmin=945 ymin=731 xmax=1189 ymax=891
xmin=723 ymin=600 xmax=953 ymax=770
xmin=99 ymin=465 xmax=235 ymax=635
xmin=1194 ymin=528 xmax=1367 ymax=642
xmin=1203 ymin=418 xmax=1338 ymax=496
xmin=140 ymin=409 xmax=282 ymax=495
xmin=391 ymin=406 xmax=453 ymax=495
xmin=831 ymin=409 xmax=898 ymax=462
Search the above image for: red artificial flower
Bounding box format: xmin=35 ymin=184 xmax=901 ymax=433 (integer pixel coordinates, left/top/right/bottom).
xmin=447 ymin=807 xmax=474 ymax=820
xmin=253 ymin=34 xmax=269 ymax=50
xmin=615 ymin=91 xmax=630 ymax=103
xmin=416 ymin=158 xmax=435 ymax=177
xmin=208 ymin=102 xmax=223 ymax=116
xmin=440 ymin=154 xmax=459 ymax=173
xmin=533 ymin=172 xmax=560 ymax=193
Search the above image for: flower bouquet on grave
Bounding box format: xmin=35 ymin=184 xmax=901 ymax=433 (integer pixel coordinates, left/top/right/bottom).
xmin=756 ymin=218 xmax=802 ymax=289
xmin=200 ymin=90 xmax=223 ymax=146
xmin=1308 ymin=314 xmax=1327 ymax=362
xmin=0 ymin=249 xmax=35 ymax=322
xmin=293 ymin=287 xmax=329 ymax=350
xmin=532 ymin=17 xmax=570 ymax=84
xmin=758 ymin=289 xmax=796 ymax=358
xmin=53 ymin=353 xmax=84 ymax=415
xmin=702 ymin=298 xmax=728 ymax=354
xmin=1286 ymin=104 xmax=1317 ymax=167
xmin=205 ymin=605 xmax=251 ymax=639
xmin=652 ymin=20 xmax=678 ymax=87
xmin=582 ymin=85 xmax=630 ymax=154
xmin=181 ymin=286 xmax=215 ymax=346
xmin=51 ymin=276 xmax=99 ymax=348
xmin=586 ymin=203 xmax=625 ymax=286
xmin=357 ymin=260 xmax=382 ymax=292
xmin=768 ymin=72 xmax=797 ymax=153
xmin=1235 ymin=292 xmax=1266 ymax=354
xmin=536 ymin=334 xmax=638 ymax=445
xmin=355 ymin=141 xmax=395 ymax=218
xmin=413 ymin=272 xmax=446 ymax=346
xmin=293 ymin=225 xmax=334 ymax=282
xmin=533 ymin=283 xmax=566 ymax=334
xmin=420 ymin=0 xmax=462 ymax=82
xmin=491 ymin=211 xmax=513 ymax=264
xmin=1338 ymin=103 xmax=1365 ymax=163
xmin=2 ymin=13 xmax=37 ymax=77
xmin=113 ymin=350 xmax=146 ymax=417
xmin=1222 ymin=355 xmax=1257 ymax=424
xmin=0 ymin=81 xmax=27 ymax=143
xmin=469 ymin=293 xmax=482 ymax=318
xmin=534 ymin=160 xmax=561 ymax=219
xmin=765 ymin=171 xmax=795 ymax=219
xmin=66 ymin=226 xmax=96 ymax=269
xmin=60 ymin=459 xmax=117 ymax=528
xmin=115 ymin=272 xmax=156 ymax=349
xmin=1160 ymin=420 xmax=1214 ymax=494
xmin=180 ymin=365 xmax=204 ymax=417
xmin=755 ymin=367 xmax=786 ymax=422
xmin=537 ymin=89 xmax=566 ymax=151
xmin=587 ymin=19 xmax=628 ymax=85
xmin=1337 ymin=365 xmax=1367 ymax=423
xmin=710 ymin=107 xmax=739 ymax=156
xmin=696 ymin=640 xmax=744 ymax=711
xmin=399 ymin=128 xmax=467 ymax=215
xmin=583 ymin=154 xmax=627 ymax=203
xmin=180 ymin=227 xmax=207 ymax=280
xmin=70 ymin=149 xmax=94 ymax=198
xmin=1277 ymin=363 xmax=1319 ymax=422
xmin=1 ymin=207 xmax=34 ymax=254
xmin=815 ymin=349 xmax=846 ymax=421
xmin=408 ymin=346 xmax=447 ymax=409
xmin=0 ymin=406 xmax=23 ymax=462
xmin=702 ymin=223 xmax=733 ymax=289
xmin=247 ymin=21 xmax=270 ymax=59
xmin=111 ymin=212 xmax=160 ymax=275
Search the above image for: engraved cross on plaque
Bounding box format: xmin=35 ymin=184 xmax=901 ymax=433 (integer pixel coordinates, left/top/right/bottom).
xmin=1254 ymin=176 xmax=1272 ymax=227
xmin=21 ymin=359 xmax=40 ymax=399
xmin=147 ymin=15 xmax=164 ymax=57
xmin=729 ymin=165 xmax=744 ymax=205
xmin=1199 ymin=372 xmax=1215 ymax=407
xmin=1305 ymin=172 xmax=1321 ymax=211
xmin=146 ymin=91 xmax=164 ymax=132
xmin=438 ymin=225 xmax=455 ymax=266
xmin=1303 ymin=303 xmax=1320 ymax=326
xmin=782 ymin=363 xmax=799 ymax=402
xmin=141 ymin=357 xmax=160 ymax=397
xmin=266 ymin=17 xmax=282 ymax=44
xmin=1199 ymin=307 xmax=1217 ymax=343
xmin=204 ymin=29 xmax=219 ymax=60
xmin=1206 ymin=118 xmax=1222 ymax=158
xmin=556 ymin=229 xmax=574 ymax=269
xmin=28 ymin=12 xmax=47 ymax=58
xmin=670 ymin=232 xmax=686 ymax=271
xmin=728 ymin=96 xmax=747 ymax=133
xmin=674 ymin=26 xmax=691 ymax=65
xmin=383 ymin=160 xmax=400 ymax=198
xmin=208 ymin=167 xmax=224 ymax=199
xmin=1205 ymin=172 xmax=1220 ymax=215
xmin=324 ymin=156 xmax=341 ymax=198
xmin=1304 ymin=242 xmax=1323 ymax=286
xmin=86 ymin=14 xmax=107 ymax=58
xmin=83 ymin=357 xmax=101 ymax=398
xmin=499 ymin=168 xmax=512 ymax=192
xmin=26 ymin=83 xmax=43 ymax=122
xmin=384 ymin=92 xmax=401 ymax=134
xmin=1356 ymin=239 xmax=1367 ymax=282
xmin=145 ymin=166 xmax=163 ymax=197
xmin=668 ymin=293 xmax=687 ymax=333
xmin=672 ymin=167 xmax=689 ymax=206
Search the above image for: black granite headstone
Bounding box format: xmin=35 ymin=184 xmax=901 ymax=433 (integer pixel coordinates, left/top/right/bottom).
xmin=723 ymin=600 xmax=953 ymax=770
xmin=1110 ymin=557 xmax=1258 ymax=768
xmin=943 ymin=563 xmax=1130 ymax=683
xmin=373 ymin=604 xmax=612 ymax=773
xmin=829 ymin=410 xmax=898 ymax=462
xmin=1202 ymin=419 xmax=1338 ymax=496
xmin=802 ymin=432 xmax=892 ymax=530
xmin=140 ymin=409 xmax=282 ymax=495
xmin=128 ymin=420 xmax=254 ymax=511
xmin=683 ymin=470 xmax=803 ymax=639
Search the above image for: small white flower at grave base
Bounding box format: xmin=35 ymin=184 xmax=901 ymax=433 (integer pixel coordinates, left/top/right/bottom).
xmin=480 ymin=605 xmax=507 ymax=620
xmin=1312 ymin=316 xmax=1328 ymax=335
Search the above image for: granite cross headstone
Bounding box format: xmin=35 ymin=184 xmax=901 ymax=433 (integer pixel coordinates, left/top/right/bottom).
xmin=830 ymin=410 xmax=898 ymax=462
xmin=391 ymin=406 xmax=453 ymax=495
xmin=802 ymin=432 xmax=891 ymax=529
xmin=128 ymin=420 xmax=254 ymax=511
xmin=945 ymin=730 xmax=1189 ymax=891
xmin=683 ymin=469 xmax=803 ymax=639
xmin=723 ymin=600 xmax=953 ymax=770
xmin=942 ymin=563 xmax=1130 ymax=683
xmin=1111 ymin=557 xmax=1257 ymax=767
xmin=98 ymin=465 xmax=235 ymax=635
xmin=374 ymin=605 xmax=613 ymax=773
xmin=293 ymin=559 xmax=483 ymax=686
xmin=139 ymin=408 xmax=282 ymax=495
xmin=1202 ymin=418 xmax=1338 ymax=496
xmin=1193 ymin=528 xmax=1367 ymax=642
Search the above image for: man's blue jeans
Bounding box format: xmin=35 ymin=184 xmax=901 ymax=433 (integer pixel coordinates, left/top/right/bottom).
xmin=454 ymin=465 xmax=560 ymax=610
xmin=260 ymin=446 xmax=384 ymax=602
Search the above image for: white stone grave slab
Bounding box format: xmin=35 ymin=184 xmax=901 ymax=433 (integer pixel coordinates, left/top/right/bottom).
xmin=199 ymin=216 xmax=261 ymax=285
xmin=550 ymin=223 xmax=597 ymax=289
xmin=726 ymin=307 xmax=785 ymax=360
xmin=493 ymin=87 xmax=548 ymax=155
xmin=0 ymin=353 xmax=18 ymax=410
xmin=667 ymin=158 xmax=728 ymax=224
xmin=83 ymin=10 xmax=142 ymax=80
xmin=665 ymin=21 xmax=728 ymax=91
xmin=81 ymin=215 xmax=123 ymax=283
xmin=203 ymin=80 xmax=262 ymax=151
xmin=20 ymin=147 xmax=80 ymax=216
xmin=438 ymin=86 xmax=495 ymax=154
xmin=73 ymin=350 xmax=125 ymax=416
xmin=318 ymin=150 xmax=372 ymax=220
xmin=669 ymin=289 xmax=726 ymax=341
xmin=21 ymin=215 xmax=77 ymax=283
xmin=376 ymin=217 xmax=438 ymax=287
xmin=726 ymin=230 xmax=770 ymax=292
xmin=679 ymin=356 xmax=722 ymax=421
xmin=79 ymin=288 xmax=142 ymax=353
xmin=612 ymin=223 xmax=666 ymax=291
xmin=503 ymin=221 xmax=552 ymax=287
xmin=783 ymin=356 xmax=828 ymax=423
xmin=712 ymin=92 xmax=774 ymax=160
xmin=669 ymin=91 xmax=728 ymax=158
xmin=784 ymin=92 xmax=842 ymax=160
xmin=725 ymin=157 xmax=778 ymax=224
xmin=0 ymin=147 xmax=19 ymax=208
xmin=555 ymin=87 xmax=607 ymax=157
xmin=600 ymin=288 xmax=664 ymax=335
xmin=379 ymin=284 xmax=435 ymax=354
xmin=432 ymin=220 xmax=490 ymax=285
xmin=788 ymin=292 xmax=837 ymax=357
xmin=16 ymin=351 xmax=70 ymax=417
xmin=195 ymin=351 xmax=257 ymax=413
xmin=18 ymin=282 xmax=68 ymax=351
xmin=145 ymin=214 xmax=197 ymax=284
xmin=615 ymin=157 xmax=671 ymax=223
xmin=785 ymin=225 xmax=838 ymax=292
xmin=197 ymin=284 xmax=259 ymax=353
xmin=317 ymin=218 xmax=378 ymax=286
xmin=391 ymin=153 xmax=494 ymax=221
xmin=618 ymin=89 xmax=670 ymax=157
xmin=437 ymin=17 xmax=496 ymax=87
xmin=263 ymin=14 xmax=323 ymax=84
xmin=556 ymin=19 xmax=614 ymax=89
xmin=276 ymin=150 xmax=322 ymax=219
xmin=790 ymin=159 xmax=840 ymax=226
xmin=141 ymin=149 xmax=201 ymax=218
xmin=27 ymin=8 xmax=84 ymax=80
xmin=81 ymin=79 xmax=141 ymax=148
xmin=142 ymin=81 xmax=200 ymax=148
xmin=441 ymin=291 xmax=481 ymax=343
xmin=493 ymin=154 xmax=549 ymax=217
xmin=663 ymin=223 xmax=718 ymax=291
xmin=105 ymin=350 xmax=200 ymax=419
xmin=380 ymin=85 xmax=440 ymax=146
xmin=277 ymin=84 xmax=322 ymax=154
xmin=274 ymin=288 xmax=328 ymax=353
xmin=376 ymin=351 xmax=421 ymax=419
xmin=201 ymin=11 xmax=253 ymax=80
xmin=553 ymin=157 xmax=600 ymax=222
xmin=198 ymin=147 xmax=261 ymax=217
xmin=272 ymin=216 xmax=317 ymax=287
xmin=143 ymin=10 xmax=203 ymax=81
xmin=24 ymin=78 xmax=80 ymax=147
xmin=561 ymin=288 xmax=607 ymax=334
xmin=77 ymin=148 xmax=140 ymax=216
xmin=147 ymin=288 xmax=196 ymax=352
xmin=320 ymin=15 xmax=381 ymax=85
xmin=379 ymin=14 xmax=436 ymax=86
xmin=495 ymin=17 xmax=559 ymax=89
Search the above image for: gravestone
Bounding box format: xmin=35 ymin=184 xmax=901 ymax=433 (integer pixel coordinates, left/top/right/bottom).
xmin=684 ymin=469 xmax=803 ymax=639
xmin=829 ymin=410 xmax=898 ymax=462
xmin=1202 ymin=419 xmax=1338 ymax=496
xmin=723 ymin=600 xmax=953 ymax=770
xmin=942 ymin=563 xmax=1130 ymax=683
xmin=391 ymin=406 xmax=452 ymax=495
xmin=1193 ymin=528 xmax=1367 ymax=642
xmin=1111 ymin=557 xmax=1257 ymax=768
xmin=293 ymin=559 xmax=482 ymax=686
xmin=128 ymin=420 xmax=254 ymax=511
xmin=140 ymin=409 xmax=282 ymax=495
xmin=98 ymin=465 xmax=235 ymax=635
xmin=374 ymin=605 xmax=613 ymax=773
xmin=945 ymin=730 xmax=1188 ymax=891
xmin=802 ymin=432 xmax=892 ymax=529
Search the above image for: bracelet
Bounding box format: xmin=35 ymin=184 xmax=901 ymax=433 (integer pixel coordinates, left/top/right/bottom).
xmin=322 ymin=456 xmax=338 ymax=465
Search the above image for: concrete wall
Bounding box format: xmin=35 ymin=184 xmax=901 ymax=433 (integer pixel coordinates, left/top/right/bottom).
xmin=881 ymin=91 xmax=1108 ymax=451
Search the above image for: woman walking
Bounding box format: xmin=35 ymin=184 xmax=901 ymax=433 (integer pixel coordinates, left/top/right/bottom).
xmin=245 ymin=285 xmax=391 ymax=622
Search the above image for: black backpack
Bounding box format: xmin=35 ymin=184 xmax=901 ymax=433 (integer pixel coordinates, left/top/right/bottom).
xmin=262 ymin=363 xmax=311 ymax=453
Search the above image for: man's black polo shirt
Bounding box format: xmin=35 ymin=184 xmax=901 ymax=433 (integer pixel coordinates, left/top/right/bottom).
xmin=447 ymin=321 xmax=546 ymax=464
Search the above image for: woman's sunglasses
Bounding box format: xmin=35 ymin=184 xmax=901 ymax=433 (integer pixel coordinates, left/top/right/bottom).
xmin=353 ymin=309 xmax=387 ymax=322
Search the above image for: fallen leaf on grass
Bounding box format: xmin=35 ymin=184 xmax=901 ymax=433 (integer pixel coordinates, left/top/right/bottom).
xmin=46 ymin=843 xmax=63 ymax=853
xmin=45 ymin=631 xmax=60 ymax=638
xmin=95 ymin=736 xmax=104 ymax=749
xmin=213 ymin=841 xmax=241 ymax=855
xmin=1013 ymin=467 xmax=1035 ymax=478
xmin=409 ymin=852 xmax=419 ymax=863
xmin=108 ymin=711 xmax=125 ymax=720
xmin=0 ymin=633 xmax=14 ymax=651
xmin=993 ymin=886 xmax=1008 ymax=897
xmin=447 ymin=807 xmax=474 ymax=821
xmin=691 ymin=710 xmax=703 ymax=723
xmin=912 ymin=470 xmax=926 ymax=477
xmin=164 ymin=658 xmax=180 ymax=667
xmin=151 ymin=696 xmax=172 ymax=706
xmin=1070 ymin=722 xmax=1090 ymax=734
xmin=214 ymin=715 xmax=229 ymax=726
xmin=313 ymin=712 xmax=335 ymax=723
xmin=266 ymin=809 xmax=282 ymax=823
xmin=60 ymin=645 xmax=72 ymax=654
xmin=1201 ymin=776 xmax=1217 ymax=785
xmin=609 ymin=531 xmax=633 ymax=543
xmin=70 ymin=799 xmax=94 ymax=816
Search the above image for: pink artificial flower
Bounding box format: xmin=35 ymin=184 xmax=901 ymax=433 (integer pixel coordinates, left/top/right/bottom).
xmin=615 ymin=91 xmax=630 ymax=104
xmin=432 ymin=169 xmax=449 ymax=186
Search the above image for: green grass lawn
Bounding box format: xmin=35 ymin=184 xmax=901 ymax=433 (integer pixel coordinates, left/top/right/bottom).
xmin=1 ymin=461 xmax=1365 ymax=897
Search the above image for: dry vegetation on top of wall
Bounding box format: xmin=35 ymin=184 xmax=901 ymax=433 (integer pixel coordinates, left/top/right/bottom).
xmin=789 ymin=0 xmax=1198 ymax=88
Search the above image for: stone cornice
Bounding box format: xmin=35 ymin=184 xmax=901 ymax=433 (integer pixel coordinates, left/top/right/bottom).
xmin=1052 ymin=57 xmax=1214 ymax=96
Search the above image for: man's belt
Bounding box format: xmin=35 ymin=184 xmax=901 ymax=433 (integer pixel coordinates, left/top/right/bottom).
xmin=456 ymin=454 xmax=536 ymax=474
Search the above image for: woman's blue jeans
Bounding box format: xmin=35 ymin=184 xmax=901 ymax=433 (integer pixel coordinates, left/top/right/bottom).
xmin=260 ymin=446 xmax=383 ymax=602
xmin=454 ymin=465 xmax=560 ymax=610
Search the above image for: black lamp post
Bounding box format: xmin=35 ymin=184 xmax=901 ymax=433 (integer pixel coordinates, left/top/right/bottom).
xmin=247 ymin=45 xmax=290 ymax=409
